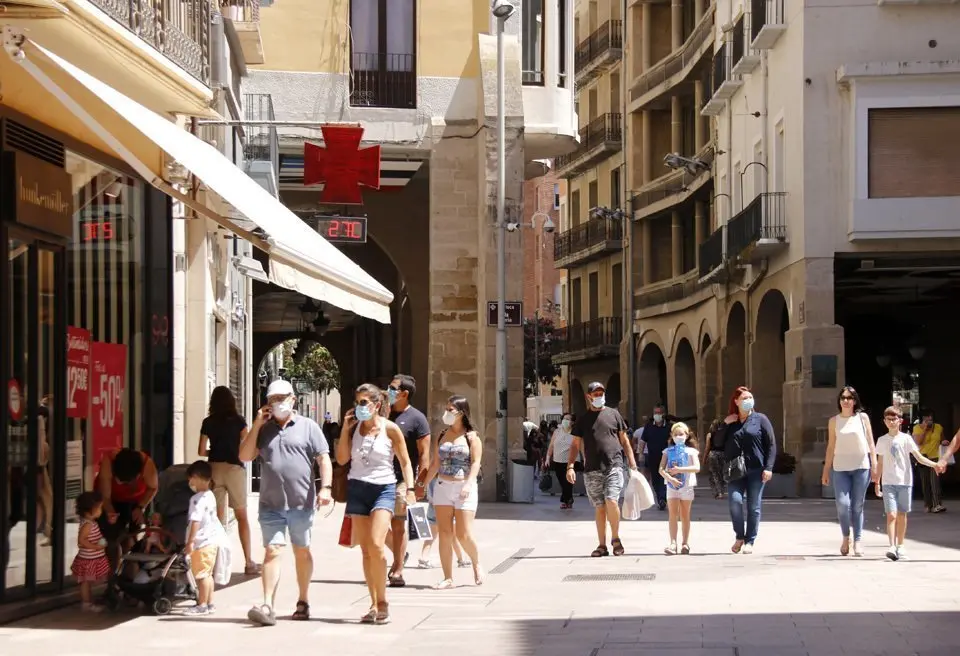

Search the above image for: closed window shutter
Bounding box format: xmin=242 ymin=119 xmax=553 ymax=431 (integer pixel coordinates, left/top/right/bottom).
xmin=868 ymin=107 xmax=960 ymax=198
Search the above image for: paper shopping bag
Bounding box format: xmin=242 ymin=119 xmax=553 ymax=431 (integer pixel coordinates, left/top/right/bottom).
xmin=338 ymin=515 xmax=356 ymax=548
xmin=407 ymin=503 xmax=433 ymax=541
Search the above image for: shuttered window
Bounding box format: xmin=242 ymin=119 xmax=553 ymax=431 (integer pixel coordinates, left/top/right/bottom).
xmin=868 ymin=107 xmax=960 ymax=198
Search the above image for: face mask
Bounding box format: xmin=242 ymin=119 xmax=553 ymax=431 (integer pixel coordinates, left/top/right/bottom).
xmin=442 ymin=410 xmax=458 ymax=426
xmin=188 ymin=483 xmax=197 ymax=493
xmin=271 ymin=400 xmax=293 ymax=420
xmin=591 ymin=396 xmax=605 ymax=409
xmin=387 ymin=389 xmax=399 ymax=405
xmin=653 ymin=413 xmax=663 ymax=423
xmin=561 ymin=419 xmax=571 ymax=431
xmin=355 ymin=404 xmax=374 ymax=421
xmin=673 ymin=435 xmax=686 ymax=445
xmin=740 ymin=398 xmax=755 ymax=412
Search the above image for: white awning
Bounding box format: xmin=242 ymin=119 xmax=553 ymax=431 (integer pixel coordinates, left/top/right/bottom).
xmin=15 ymin=41 xmax=394 ymax=324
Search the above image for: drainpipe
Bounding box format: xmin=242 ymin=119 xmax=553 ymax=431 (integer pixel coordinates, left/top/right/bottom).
xmin=761 ymin=50 xmax=769 ymax=176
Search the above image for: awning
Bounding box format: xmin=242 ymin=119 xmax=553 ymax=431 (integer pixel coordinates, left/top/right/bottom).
xmin=13 ymin=40 xmax=394 ymax=324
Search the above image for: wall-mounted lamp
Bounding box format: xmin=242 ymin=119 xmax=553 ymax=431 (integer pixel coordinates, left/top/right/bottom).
xmin=875 ymin=354 xmax=891 ymax=368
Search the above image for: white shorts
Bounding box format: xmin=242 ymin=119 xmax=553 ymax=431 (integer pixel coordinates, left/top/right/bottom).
xmin=433 ymin=478 xmax=479 ymax=512
xmin=666 ymin=486 xmax=695 ymax=501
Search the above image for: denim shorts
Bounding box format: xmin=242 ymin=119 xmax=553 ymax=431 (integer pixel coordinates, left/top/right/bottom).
xmin=259 ymin=507 xmax=316 ymax=548
xmin=346 ymin=479 xmax=396 ymax=517
xmin=883 ymin=484 xmax=912 ymax=514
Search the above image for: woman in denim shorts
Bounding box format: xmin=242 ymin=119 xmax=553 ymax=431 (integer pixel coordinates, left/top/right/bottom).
xmin=336 ymin=383 xmax=417 ymax=625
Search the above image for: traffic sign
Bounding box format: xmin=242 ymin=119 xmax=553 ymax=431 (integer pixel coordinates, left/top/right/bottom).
xmin=486 ymin=301 xmax=523 ymax=327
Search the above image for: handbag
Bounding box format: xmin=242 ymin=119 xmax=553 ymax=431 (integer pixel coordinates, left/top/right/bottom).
xmin=539 ymin=470 xmax=554 ymax=492
xmin=332 ymin=463 xmax=349 ymax=503
xmin=724 ymin=430 xmax=747 ymax=482
xmin=338 ymin=515 xmax=356 ymax=548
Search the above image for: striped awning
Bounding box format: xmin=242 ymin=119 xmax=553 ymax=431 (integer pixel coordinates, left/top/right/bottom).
xmin=278 ymin=153 xmax=423 ymax=191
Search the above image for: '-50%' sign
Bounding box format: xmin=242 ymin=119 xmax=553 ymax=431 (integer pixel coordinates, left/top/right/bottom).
xmin=90 ymin=342 xmax=127 ymax=468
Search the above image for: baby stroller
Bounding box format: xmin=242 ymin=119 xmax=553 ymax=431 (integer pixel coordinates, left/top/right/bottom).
xmin=103 ymin=464 xmax=199 ymax=615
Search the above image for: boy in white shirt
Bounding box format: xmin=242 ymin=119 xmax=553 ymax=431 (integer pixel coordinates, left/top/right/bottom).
xmin=875 ymin=406 xmax=938 ymax=561
xmin=184 ymin=460 xmax=227 ymax=615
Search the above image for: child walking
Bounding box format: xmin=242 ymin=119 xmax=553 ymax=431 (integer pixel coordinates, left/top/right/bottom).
xmin=659 ymin=423 xmax=700 ymax=555
xmin=876 ymin=406 xmax=938 ymax=561
xmin=71 ymin=491 xmax=111 ymax=612
xmin=184 ymin=461 xmax=227 ymax=615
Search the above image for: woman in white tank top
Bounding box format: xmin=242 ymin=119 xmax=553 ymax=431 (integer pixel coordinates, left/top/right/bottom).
xmin=822 ymin=386 xmax=878 ymax=557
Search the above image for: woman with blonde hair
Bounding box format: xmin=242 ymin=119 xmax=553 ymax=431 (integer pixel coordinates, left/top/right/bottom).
xmin=659 ymin=422 xmax=700 ymax=555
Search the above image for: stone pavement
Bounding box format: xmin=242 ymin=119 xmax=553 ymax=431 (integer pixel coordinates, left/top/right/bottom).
xmin=3 ymin=491 xmax=960 ymax=656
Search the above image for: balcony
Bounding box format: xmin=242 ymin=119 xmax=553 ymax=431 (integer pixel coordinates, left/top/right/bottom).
xmin=701 ymin=42 xmax=743 ymax=116
xmin=631 ymin=143 xmax=715 ymax=219
xmin=629 ymin=6 xmax=715 ymax=109
xmin=731 ymin=13 xmax=761 ymax=76
xmin=751 ymin=0 xmax=787 ymax=50
xmin=242 ymin=93 xmax=279 ymax=198
xmin=222 ymin=1 xmax=264 ymax=66
xmin=553 ymin=216 xmax=624 ymax=269
xmin=88 ymin=0 xmax=211 ymax=84
xmin=350 ymin=53 xmax=417 ymax=109
xmin=634 ymin=271 xmax=705 ymax=312
xmin=554 ymin=113 xmax=622 ymax=177
xmin=552 ymin=317 xmax=623 ymax=365
xmin=698 ymin=227 xmax=725 ymax=282
xmin=726 ymin=192 xmax=787 ymax=262
xmin=574 ymin=20 xmax=623 ymax=89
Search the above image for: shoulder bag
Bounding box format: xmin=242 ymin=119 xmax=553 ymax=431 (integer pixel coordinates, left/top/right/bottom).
xmin=723 ymin=427 xmax=747 ymax=482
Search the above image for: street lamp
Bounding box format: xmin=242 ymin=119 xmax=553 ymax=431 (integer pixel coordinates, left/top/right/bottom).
xmin=493 ymin=0 xmax=515 ymax=502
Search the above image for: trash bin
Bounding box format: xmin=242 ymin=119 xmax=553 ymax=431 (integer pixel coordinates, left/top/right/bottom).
xmin=509 ymin=459 xmax=535 ymax=503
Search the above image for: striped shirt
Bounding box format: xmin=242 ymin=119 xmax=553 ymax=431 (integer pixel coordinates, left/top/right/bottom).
xmin=76 ymin=519 xmax=106 ymax=559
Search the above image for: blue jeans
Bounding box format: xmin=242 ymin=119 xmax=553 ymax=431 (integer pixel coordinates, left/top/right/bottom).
xmin=728 ymin=469 xmax=766 ymax=544
xmin=832 ymin=468 xmax=871 ymax=541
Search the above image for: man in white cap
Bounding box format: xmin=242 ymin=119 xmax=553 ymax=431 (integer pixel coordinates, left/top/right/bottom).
xmin=240 ymin=379 xmax=332 ymax=625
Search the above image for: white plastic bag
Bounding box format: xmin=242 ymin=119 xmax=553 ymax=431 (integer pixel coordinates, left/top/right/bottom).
xmin=940 ymin=445 xmax=956 ymax=466
xmin=213 ymin=543 xmax=232 ymax=586
xmin=622 ymin=469 xmax=655 ymax=520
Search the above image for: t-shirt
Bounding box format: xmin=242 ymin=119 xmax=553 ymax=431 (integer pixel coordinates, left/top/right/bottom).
xmin=257 ymin=413 xmax=330 ymax=511
xmin=641 ymin=422 xmax=671 ymax=456
xmin=665 ymin=445 xmax=699 ymax=490
xmin=572 ymin=407 xmax=627 ymax=472
xmin=200 ymin=414 xmax=248 ymax=466
xmin=877 ymin=431 xmax=920 ymax=487
xmin=390 ymin=405 xmax=431 ymax=481
xmin=186 ymin=490 xmax=225 ymax=549
xmin=912 ymin=422 xmax=943 ymax=459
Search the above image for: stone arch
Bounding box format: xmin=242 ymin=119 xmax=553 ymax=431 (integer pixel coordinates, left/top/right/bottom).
xmin=697 ymin=318 xmax=714 ymax=355
xmin=673 ymin=338 xmax=697 ymax=421
xmin=570 ymin=379 xmax=587 ymax=418
xmin=722 ymin=302 xmax=747 ymax=402
xmin=638 ymin=342 xmax=667 ymax=414
xmin=669 ymin=323 xmax=695 ymax=360
xmin=752 ymin=289 xmax=790 ymax=441
xmin=605 ymin=373 xmax=622 ymax=410
xmin=637 ymin=328 xmax=667 ymax=357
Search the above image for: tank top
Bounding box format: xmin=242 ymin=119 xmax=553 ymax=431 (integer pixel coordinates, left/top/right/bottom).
xmin=76 ymin=519 xmax=106 ymax=560
xmin=438 ymin=433 xmax=472 ymax=478
xmin=833 ymin=413 xmax=870 ymax=471
xmin=94 ymin=450 xmax=148 ymax=502
xmin=347 ymin=418 xmax=397 ymax=485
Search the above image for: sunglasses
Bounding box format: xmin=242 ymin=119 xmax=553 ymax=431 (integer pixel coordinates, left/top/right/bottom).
xmin=840 ymin=396 xmax=855 ymax=401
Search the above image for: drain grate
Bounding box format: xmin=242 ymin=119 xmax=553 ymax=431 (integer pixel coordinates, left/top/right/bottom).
xmin=489 ymin=547 xmax=534 ymax=574
xmin=563 ymin=573 xmax=656 ymax=582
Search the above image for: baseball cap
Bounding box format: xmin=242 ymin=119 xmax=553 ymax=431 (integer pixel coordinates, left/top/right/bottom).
xmin=587 ymin=381 xmax=605 ymax=394
xmin=266 ymin=379 xmax=294 ymax=397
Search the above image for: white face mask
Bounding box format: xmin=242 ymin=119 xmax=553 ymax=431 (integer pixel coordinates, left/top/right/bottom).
xmin=188 ymin=483 xmax=197 ymax=493
xmin=442 ymin=410 xmax=458 ymax=426
xmin=561 ymin=419 xmax=571 ymax=431
xmin=271 ymin=399 xmax=293 ymax=420
xmin=591 ymin=396 xmax=605 ymax=409
xmin=653 ymin=413 xmax=663 ymax=423
xmin=673 ymin=435 xmax=686 ymax=445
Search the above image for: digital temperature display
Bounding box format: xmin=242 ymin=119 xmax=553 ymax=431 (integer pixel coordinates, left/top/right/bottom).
xmin=315 ymin=216 xmax=368 ymax=244
xmin=79 ymin=218 xmax=127 ymax=243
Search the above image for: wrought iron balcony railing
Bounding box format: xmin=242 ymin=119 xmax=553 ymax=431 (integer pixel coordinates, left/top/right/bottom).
xmin=553 ymin=216 xmax=623 ymax=263
xmin=629 ymin=7 xmax=715 ymax=104
xmin=350 ymin=52 xmax=417 ymax=109
xmin=89 ymin=0 xmax=211 ymax=84
xmin=554 ymin=113 xmax=622 ymax=172
xmin=553 ymin=317 xmax=623 ymax=357
xmin=698 ymin=227 xmax=725 ymax=279
xmin=574 ymin=19 xmax=623 ymax=74
xmin=751 ymin=0 xmax=787 ymax=47
xmin=243 ymin=93 xmax=278 ymax=168
xmin=726 ymin=192 xmax=787 ymax=257
xmin=712 ymin=42 xmax=728 ymax=97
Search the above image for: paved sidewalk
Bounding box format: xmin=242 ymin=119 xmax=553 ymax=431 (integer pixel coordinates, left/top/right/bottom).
xmin=3 ymin=492 xmax=960 ymax=656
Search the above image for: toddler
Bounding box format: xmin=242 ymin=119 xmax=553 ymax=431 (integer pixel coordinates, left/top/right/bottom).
xmin=876 ymin=406 xmax=938 ymax=561
xmin=184 ymin=461 xmax=227 ymax=615
xmin=71 ymin=491 xmax=111 ymax=612
xmin=659 ymin=422 xmax=700 ymax=555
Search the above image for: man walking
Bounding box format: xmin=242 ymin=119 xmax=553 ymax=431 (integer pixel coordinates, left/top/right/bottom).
xmin=240 ymin=379 xmax=333 ymax=625
xmin=912 ymin=409 xmax=947 ymax=513
xmin=567 ymin=382 xmax=638 ymax=557
xmin=386 ymin=374 xmax=431 ymax=586
xmin=638 ymin=404 xmax=671 ymax=510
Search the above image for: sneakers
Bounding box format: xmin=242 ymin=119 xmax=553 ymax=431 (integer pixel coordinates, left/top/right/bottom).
xmin=885 ymin=546 xmax=899 ymax=561
xmin=81 ymin=602 xmax=104 ymax=613
xmin=853 ymin=541 xmax=864 ymax=557
xmin=247 ymin=604 xmax=277 ymax=626
xmin=184 ymin=605 xmax=209 ymax=616
xmin=896 ymin=546 xmax=908 ymax=560
xmin=742 ymin=543 xmax=754 ymax=555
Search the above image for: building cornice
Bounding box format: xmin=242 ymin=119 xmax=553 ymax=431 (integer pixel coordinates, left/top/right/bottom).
xmin=837 ymin=60 xmax=960 ymax=84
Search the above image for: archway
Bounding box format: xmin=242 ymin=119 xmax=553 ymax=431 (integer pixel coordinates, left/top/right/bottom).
xmin=638 ymin=342 xmax=667 ymax=415
xmin=674 ymin=338 xmax=696 ymax=421
xmin=605 ymin=373 xmax=622 ymax=411
xmin=753 ymin=289 xmax=789 ymax=442
xmin=722 ymin=302 xmax=747 ymax=403
xmin=570 ymin=379 xmax=587 ymax=418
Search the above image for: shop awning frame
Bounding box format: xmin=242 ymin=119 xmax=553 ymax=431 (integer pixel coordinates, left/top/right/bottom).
xmin=10 ymin=38 xmax=394 ymax=324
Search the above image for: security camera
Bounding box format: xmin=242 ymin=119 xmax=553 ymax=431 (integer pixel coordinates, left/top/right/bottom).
xmin=663 ymin=153 xmax=709 ymax=176
xmin=492 ymin=0 xmax=515 ymax=19
xmin=543 ymin=217 xmax=556 ymax=233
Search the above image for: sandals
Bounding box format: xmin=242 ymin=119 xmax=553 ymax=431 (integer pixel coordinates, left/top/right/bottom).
xmin=292 ymin=601 xmax=310 ymax=621
xmin=244 ymin=563 xmax=262 ymax=575
xmin=375 ymin=603 xmax=390 ymax=625
xmin=590 ymin=545 xmax=609 ymax=558
xmin=840 ymin=538 xmax=850 ymax=556
xmin=473 ymin=565 xmax=485 ymax=586
xmin=664 ymin=542 xmax=678 ymax=556
xmin=388 ymin=572 xmax=406 ymax=588
xmin=611 ymin=538 xmax=625 ymax=556
xmin=432 ymin=578 xmax=455 ymax=590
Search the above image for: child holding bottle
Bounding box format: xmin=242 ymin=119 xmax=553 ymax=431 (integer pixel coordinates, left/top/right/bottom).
xmin=659 ymin=422 xmax=700 ymax=555
xmin=71 ymin=491 xmax=111 ymax=612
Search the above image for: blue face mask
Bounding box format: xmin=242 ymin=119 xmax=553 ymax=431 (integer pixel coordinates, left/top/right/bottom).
xmin=740 ymin=398 xmax=755 ymax=412
xmin=387 ymin=388 xmax=398 ymax=405
xmin=355 ymin=404 xmax=374 ymax=421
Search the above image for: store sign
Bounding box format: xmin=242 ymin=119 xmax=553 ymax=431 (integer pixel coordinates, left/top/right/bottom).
xmin=315 ymin=216 xmax=368 ymax=243
xmin=1 ymin=151 xmax=74 ymax=238
xmin=66 ymin=326 xmax=91 ymax=418
xmin=90 ymin=342 xmax=127 ymax=471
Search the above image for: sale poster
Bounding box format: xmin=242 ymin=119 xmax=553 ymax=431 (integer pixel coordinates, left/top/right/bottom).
xmin=66 ymin=327 xmax=91 ymax=418
xmin=89 ymin=341 xmax=127 ymax=473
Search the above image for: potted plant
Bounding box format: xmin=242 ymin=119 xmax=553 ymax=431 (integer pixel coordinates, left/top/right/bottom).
xmin=766 ymin=452 xmax=798 ymax=498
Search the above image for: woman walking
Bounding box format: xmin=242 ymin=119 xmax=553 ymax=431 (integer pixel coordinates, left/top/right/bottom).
xmin=822 ymin=386 xmax=878 ymax=556
xmin=424 ymin=395 xmax=484 ymax=589
xmin=723 ymin=387 xmax=776 ymax=554
xmin=198 ymin=386 xmax=258 ymax=574
xmin=704 ymin=417 xmax=728 ymax=499
xmin=545 ymin=413 xmax=576 ymax=509
xmin=336 ymin=383 xmax=417 ymax=625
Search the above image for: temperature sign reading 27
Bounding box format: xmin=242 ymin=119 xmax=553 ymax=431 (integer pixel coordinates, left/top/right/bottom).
xmin=89 ymin=342 xmax=128 ymax=463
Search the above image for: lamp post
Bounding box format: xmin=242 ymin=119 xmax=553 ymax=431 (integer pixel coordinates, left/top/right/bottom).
xmin=493 ymin=0 xmax=515 ymax=502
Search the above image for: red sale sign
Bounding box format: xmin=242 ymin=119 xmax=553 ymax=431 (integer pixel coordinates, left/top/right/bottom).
xmin=66 ymin=327 xmax=91 ymax=419
xmin=89 ymin=342 xmax=127 ymax=472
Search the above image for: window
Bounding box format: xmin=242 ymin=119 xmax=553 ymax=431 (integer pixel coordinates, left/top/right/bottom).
xmin=610 ymin=168 xmax=621 ymax=208
xmin=571 ymin=190 xmax=581 ymax=225
xmin=588 ymin=181 xmax=598 ymax=213
xmin=349 ymin=0 xmax=416 ymax=108
xmin=557 ymin=0 xmax=567 ymax=87
xmin=522 ymin=0 xmax=545 ymax=85
xmin=868 ymin=107 xmax=960 ymax=198
xmin=559 ymin=282 xmax=566 ymax=320
xmin=553 ymin=183 xmax=560 ymax=209
xmin=610 ymin=71 xmax=620 ymax=117
xmin=571 ymin=278 xmax=582 ymax=325
xmin=588 ymin=272 xmax=599 ymax=320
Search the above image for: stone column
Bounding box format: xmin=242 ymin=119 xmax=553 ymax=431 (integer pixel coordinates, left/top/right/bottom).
xmin=671 ymin=0 xmax=684 ymax=50
xmin=641 ymin=110 xmax=652 ymax=184
xmin=671 ymin=95 xmax=682 ymax=153
xmin=694 ymin=200 xmax=705 ymax=270
xmin=694 ymin=0 xmax=705 ymax=22
xmin=641 ymin=216 xmax=652 ymax=285
xmin=671 ymin=210 xmax=682 ymax=277
xmin=641 ymin=3 xmax=652 ymax=71
xmin=694 ymin=79 xmax=706 ymax=149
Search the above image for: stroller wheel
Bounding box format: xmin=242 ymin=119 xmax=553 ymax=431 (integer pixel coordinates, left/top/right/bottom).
xmin=152 ymin=597 xmax=173 ymax=615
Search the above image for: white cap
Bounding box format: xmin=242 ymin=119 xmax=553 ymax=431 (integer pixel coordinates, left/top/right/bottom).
xmin=266 ymin=379 xmax=294 ymax=397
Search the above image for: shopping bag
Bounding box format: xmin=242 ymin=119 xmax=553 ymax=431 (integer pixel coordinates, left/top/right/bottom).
xmin=940 ymin=445 xmax=956 ymax=466
xmin=539 ymin=470 xmax=554 ymax=492
xmin=338 ymin=515 xmax=356 ymax=548
xmin=407 ymin=503 xmax=433 ymax=541
xmin=622 ymin=469 xmax=655 ymax=520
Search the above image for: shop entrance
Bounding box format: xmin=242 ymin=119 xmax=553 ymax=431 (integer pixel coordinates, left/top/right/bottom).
xmin=1 ymin=228 xmax=67 ymax=600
